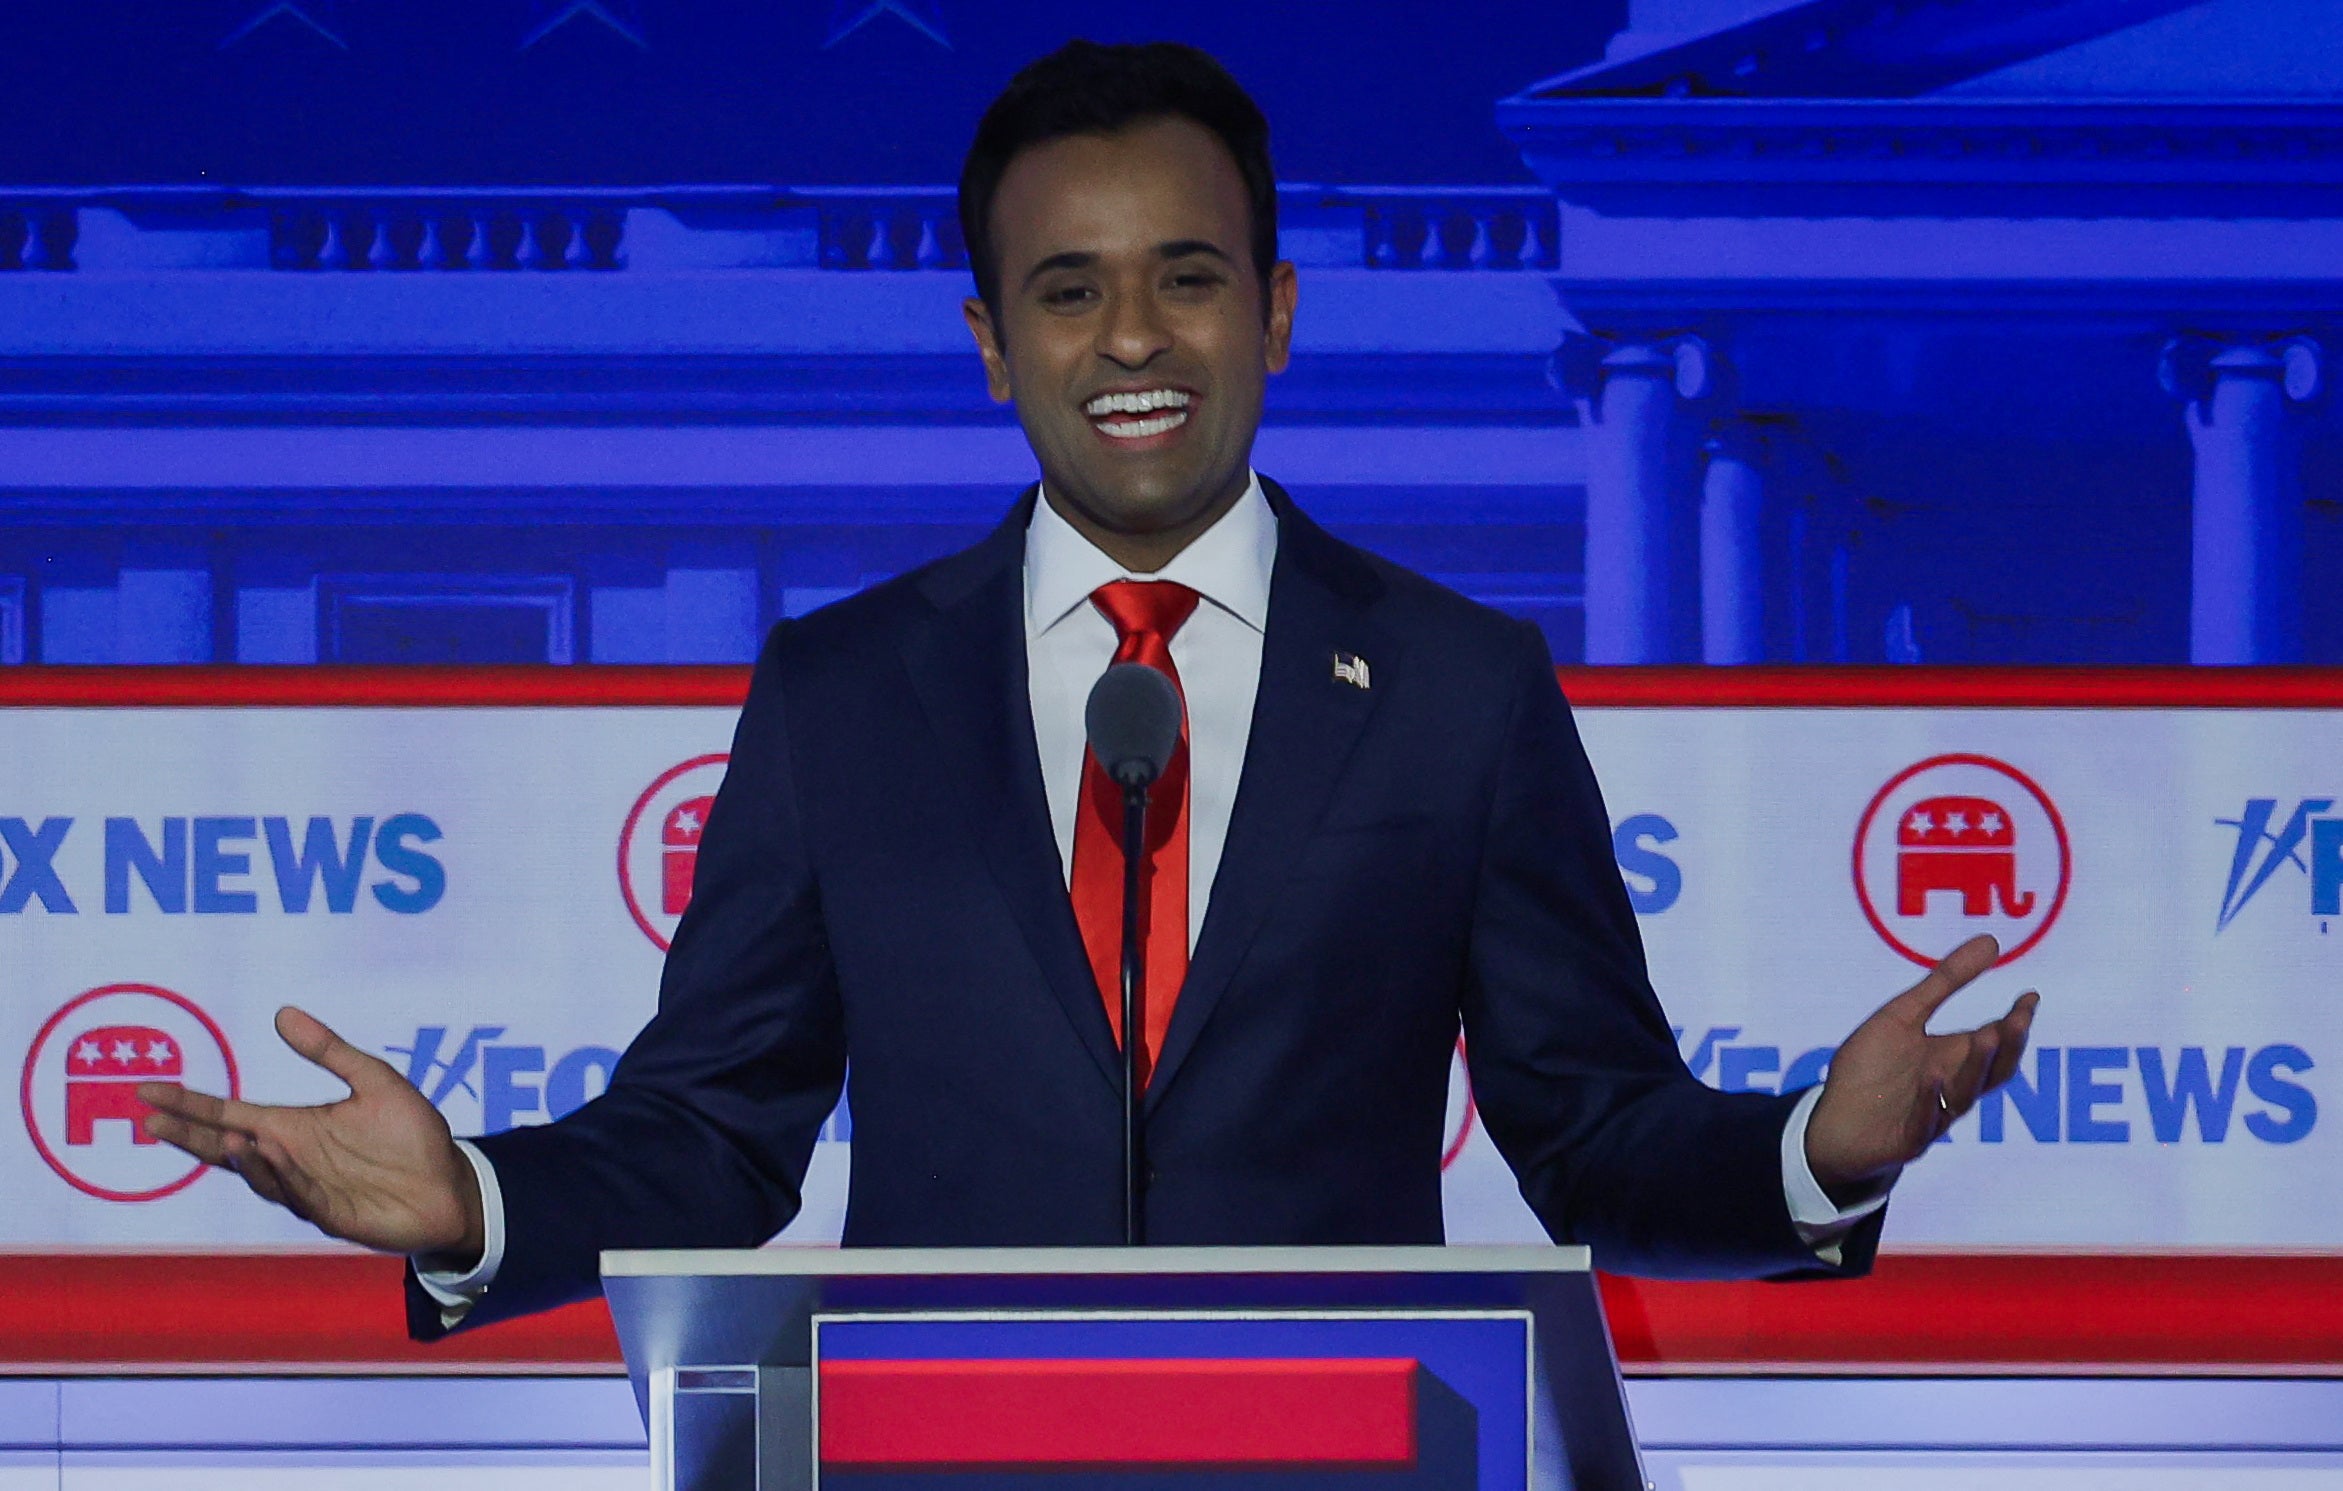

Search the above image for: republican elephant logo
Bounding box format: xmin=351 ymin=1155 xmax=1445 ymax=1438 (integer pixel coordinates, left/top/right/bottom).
xmin=1855 ymin=755 xmax=2070 ymax=969
xmin=1895 ymin=794 xmax=2037 ymax=918
xmin=619 ymin=755 xmax=730 ymax=952
xmin=64 ymin=1023 xmax=181 ymax=1146
xmin=21 ymin=984 xmax=238 ymax=1202
xmin=661 ymin=794 xmax=715 ymax=917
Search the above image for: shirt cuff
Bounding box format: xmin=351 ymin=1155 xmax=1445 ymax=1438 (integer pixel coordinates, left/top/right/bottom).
xmin=412 ymin=1139 xmax=506 ymax=1328
xmin=1780 ymin=1084 xmax=1893 ymax=1266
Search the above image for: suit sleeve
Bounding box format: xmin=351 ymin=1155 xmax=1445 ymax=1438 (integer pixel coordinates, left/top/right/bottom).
xmin=1458 ymin=624 xmax=1881 ymax=1280
xmin=407 ymin=622 xmax=847 ymax=1338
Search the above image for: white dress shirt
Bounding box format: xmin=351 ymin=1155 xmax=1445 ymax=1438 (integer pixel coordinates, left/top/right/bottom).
xmin=1025 ymin=470 xmax=1276 ymax=941
xmin=420 ymin=472 xmax=1878 ymax=1318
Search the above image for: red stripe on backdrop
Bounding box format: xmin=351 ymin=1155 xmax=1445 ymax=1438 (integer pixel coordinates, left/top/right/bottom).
xmin=0 ymin=1253 xmax=617 ymax=1371
xmin=1 ymin=1253 xmax=2339 ymax=1372
xmin=817 ymin=1358 xmax=1420 ymax=1467
xmin=1598 ymin=1253 xmax=2343 ymax=1372
xmin=1 ymin=666 xmax=2341 ymax=710
xmin=0 ymin=666 xmax=754 ymax=708
xmin=1555 ymin=666 xmax=2343 ymax=709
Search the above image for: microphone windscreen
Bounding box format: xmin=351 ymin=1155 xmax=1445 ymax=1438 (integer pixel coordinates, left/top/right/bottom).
xmin=1085 ymin=662 xmax=1183 ymax=789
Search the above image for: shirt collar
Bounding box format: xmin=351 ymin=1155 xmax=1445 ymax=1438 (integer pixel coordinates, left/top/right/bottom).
xmin=1025 ymin=471 xmax=1277 ymax=640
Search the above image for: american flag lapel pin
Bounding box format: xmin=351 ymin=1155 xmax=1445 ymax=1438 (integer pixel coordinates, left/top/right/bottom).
xmin=1332 ymin=651 xmax=1371 ymax=690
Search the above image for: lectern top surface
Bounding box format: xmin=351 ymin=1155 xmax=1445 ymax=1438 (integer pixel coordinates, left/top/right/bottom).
xmin=601 ymin=1244 xmax=1592 ymax=1278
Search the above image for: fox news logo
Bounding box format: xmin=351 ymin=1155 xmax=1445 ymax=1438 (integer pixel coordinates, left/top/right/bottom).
xmin=1674 ymin=1026 xmax=1836 ymax=1096
xmin=0 ymin=814 xmax=444 ymax=916
xmin=1668 ymin=1023 xmax=2316 ymax=1144
xmin=1976 ymin=1043 xmax=2315 ymax=1145
xmin=387 ymin=1023 xmax=856 ymax=1143
xmin=388 ymin=1025 xmax=622 ymax=1135
xmin=1612 ymin=813 xmax=1681 ymax=915
xmin=2215 ymin=798 xmax=2342 ymax=933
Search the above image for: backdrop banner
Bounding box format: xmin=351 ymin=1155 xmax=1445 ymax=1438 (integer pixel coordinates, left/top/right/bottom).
xmin=5 ymin=676 xmax=2336 ymax=1254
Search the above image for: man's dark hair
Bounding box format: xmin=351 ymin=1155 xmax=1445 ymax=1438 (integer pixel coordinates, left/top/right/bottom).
xmin=958 ymin=40 xmax=1279 ymax=320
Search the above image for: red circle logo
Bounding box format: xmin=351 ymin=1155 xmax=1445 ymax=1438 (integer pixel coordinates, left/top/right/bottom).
xmin=618 ymin=754 xmax=731 ymax=951
xmin=20 ymin=984 xmax=239 ymax=1202
xmin=1852 ymin=753 xmax=2071 ymax=968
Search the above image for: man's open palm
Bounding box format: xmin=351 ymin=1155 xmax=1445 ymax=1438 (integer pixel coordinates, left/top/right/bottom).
xmin=138 ymin=1006 xmax=482 ymax=1260
xmin=1804 ymin=934 xmax=2041 ymax=1195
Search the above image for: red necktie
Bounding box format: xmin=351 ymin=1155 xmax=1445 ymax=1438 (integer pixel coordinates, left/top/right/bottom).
xmin=1070 ymin=579 xmax=1199 ymax=1085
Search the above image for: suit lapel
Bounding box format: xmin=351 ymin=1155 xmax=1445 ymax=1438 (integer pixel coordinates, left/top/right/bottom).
xmin=898 ymin=495 xmax=1124 ymax=1093
xmin=1147 ymin=490 xmax=1397 ymax=1110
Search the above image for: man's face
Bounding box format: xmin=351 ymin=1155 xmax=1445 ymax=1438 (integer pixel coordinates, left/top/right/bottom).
xmin=964 ymin=114 xmax=1297 ymax=564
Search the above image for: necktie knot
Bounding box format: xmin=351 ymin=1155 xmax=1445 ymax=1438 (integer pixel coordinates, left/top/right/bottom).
xmin=1091 ymin=579 xmax=1200 ymax=651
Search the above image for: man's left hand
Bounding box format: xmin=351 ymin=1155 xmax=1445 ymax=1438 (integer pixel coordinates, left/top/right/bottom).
xmin=1804 ymin=934 xmax=2040 ymax=1199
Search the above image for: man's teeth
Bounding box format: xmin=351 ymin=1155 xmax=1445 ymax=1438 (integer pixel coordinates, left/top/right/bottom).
xmin=1085 ymin=388 xmax=1192 ymax=440
xmin=1084 ymin=389 xmax=1193 ymax=416
xmin=1096 ymin=410 xmax=1189 ymax=439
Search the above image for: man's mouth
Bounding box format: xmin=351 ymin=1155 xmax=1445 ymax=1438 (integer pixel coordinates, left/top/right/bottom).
xmin=1082 ymin=387 xmax=1193 ymax=441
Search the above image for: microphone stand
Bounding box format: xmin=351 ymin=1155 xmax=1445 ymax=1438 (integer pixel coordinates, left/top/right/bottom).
xmin=1088 ymin=658 xmax=1178 ymax=1249
xmin=1119 ymin=779 xmax=1149 ymax=1247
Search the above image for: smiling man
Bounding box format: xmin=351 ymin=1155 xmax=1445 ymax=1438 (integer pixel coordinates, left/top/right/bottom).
xmin=959 ymin=101 xmax=1296 ymax=576
xmin=140 ymin=40 xmax=2037 ymax=1337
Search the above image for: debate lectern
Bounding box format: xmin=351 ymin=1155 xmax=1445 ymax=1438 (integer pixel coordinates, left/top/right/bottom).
xmin=602 ymin=1246 xmax=1645 ymax=1491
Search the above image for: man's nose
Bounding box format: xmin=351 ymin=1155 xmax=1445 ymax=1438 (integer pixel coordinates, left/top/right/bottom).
xmin=1096 ymin=287 xmax=1172 ymax=368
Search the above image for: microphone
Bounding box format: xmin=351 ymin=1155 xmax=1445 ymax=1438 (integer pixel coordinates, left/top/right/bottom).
xmin=1084 ymin=661 xmax=1183 ymax=1246
xmin=1085 ymin=662 xmax=1182 ymax=789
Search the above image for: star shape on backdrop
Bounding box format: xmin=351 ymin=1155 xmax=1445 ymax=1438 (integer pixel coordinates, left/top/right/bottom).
xmin=521 ymin=0 xmax=648 ymax=50
xmin=824 ymin=0 xmax=949 ymax=50
xmin=219 ymin=0 xmax=349 ymax=51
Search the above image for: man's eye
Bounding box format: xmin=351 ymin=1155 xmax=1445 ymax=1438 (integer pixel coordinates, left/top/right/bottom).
xmin=1042 ymin=285 xmax=1096 ymax=306
xmin=1168 ymin=271 xmax=1223 ymax=290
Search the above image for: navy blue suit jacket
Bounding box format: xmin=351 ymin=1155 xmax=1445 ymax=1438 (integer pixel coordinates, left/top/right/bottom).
xmin=411 ymin=483 xmax=1877 ymax=1338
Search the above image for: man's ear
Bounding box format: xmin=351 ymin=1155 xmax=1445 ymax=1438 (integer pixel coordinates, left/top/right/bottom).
xmin=1262 ymin=260 xmax=1298 ymax=376
xmin=963 ymin=297 xmax=1014 ymax=404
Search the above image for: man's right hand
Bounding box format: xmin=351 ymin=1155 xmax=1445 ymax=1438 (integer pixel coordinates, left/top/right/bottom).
xmin=139 ymin=1006 xmax=484 ymax=1264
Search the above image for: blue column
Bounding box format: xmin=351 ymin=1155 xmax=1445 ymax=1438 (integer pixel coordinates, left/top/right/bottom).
xmin=591 ymin=563 xmax=760 ymax=663
xmin=236 ymin=587 xmax=319 ymax=664
xmin=1700 ymin=422 xmax=1766 ymax=666
xmin=589 ymin=585 xmax=666 ymax=664
xmin=2178 ymin=340 xmax=2319 ymax=665
xmin=45 ymin=572 xmax=214 ymax=663
xmin=116 ymin=570 xmax=214 ymax=663
xmin=663 ymin=568 xmax=759 ymax=663
xmin=0 ymin=579 xmax=23 ymax=665
xmin=1581 ymin=341 xmax=1695 ymax=664
xmin=40 ymin=587 xmax=116 ymax=663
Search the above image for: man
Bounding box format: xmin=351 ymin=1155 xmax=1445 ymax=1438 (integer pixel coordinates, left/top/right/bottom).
xmin=141 ymin=41 xmax=2037 ymax=1337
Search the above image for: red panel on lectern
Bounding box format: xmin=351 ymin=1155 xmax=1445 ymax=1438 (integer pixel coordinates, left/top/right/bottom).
xmin=818 ymin=1357 xmax=1422 ymax=1467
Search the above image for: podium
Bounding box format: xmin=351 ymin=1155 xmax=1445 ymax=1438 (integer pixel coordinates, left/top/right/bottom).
xmin=602 ymin=1246 xmax=1645 ymax=1491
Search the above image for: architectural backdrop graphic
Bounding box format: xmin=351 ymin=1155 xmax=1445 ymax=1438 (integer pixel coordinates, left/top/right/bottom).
xmin=0 ymin=0 xmax=2336 ymax=667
